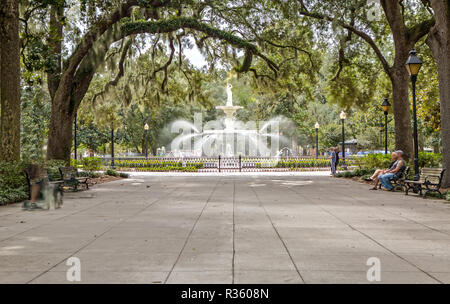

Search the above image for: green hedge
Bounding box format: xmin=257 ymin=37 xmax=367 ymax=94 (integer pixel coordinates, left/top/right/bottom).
xmin=275 ymin=159 xmax=330 ymax=168
xmin=105 ymin=169 xmax=129 ymax=178
xmin=334 ymin=168 xmax=376 ymax=179
xmin=80 ymin=157 xmax=103 ymax=172
xmin=131 ymin=166 xmax=198 ymax=172
xmin=354 ymin=154 xmax=392 ymax=170
xmin=114 ymin=160 xmax=204 ymax=170
xmin=418 ymin=152 xmax=442 ymax=168
xmin=0 ymin=161 xmax=28 ymax=205
xmin=354 ymin=153 xmax=442 ymax=170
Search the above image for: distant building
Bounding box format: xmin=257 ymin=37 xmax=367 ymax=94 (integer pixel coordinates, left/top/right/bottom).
xmin=338 ymin=139 xmax=358 ymax=154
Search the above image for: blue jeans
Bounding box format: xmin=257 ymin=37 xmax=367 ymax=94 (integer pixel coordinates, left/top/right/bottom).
xmin=379 ymin=173 xmax=396 ymax=190
xmin=331 ymin=161 xmax=337 ymax=174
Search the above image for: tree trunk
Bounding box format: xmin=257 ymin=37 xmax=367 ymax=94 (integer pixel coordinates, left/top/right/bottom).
xmin=391 ymin=70 xmax=414 ymax=159
xmin=426 ymin=0 xmax=450 ymax=187
xmin=380 ymin=0 xmax=429 ymax=161
xmin=291 ymin=134 xmax=298 ymax=156
xmin=46 ymin=100 xmax=74 ymax=163
xmin=0 ymin=0 xmax=20 ymax=161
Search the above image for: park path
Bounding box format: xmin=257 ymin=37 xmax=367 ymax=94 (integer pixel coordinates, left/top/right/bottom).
xmin=1 ymin=174 xmax=450 ymax=283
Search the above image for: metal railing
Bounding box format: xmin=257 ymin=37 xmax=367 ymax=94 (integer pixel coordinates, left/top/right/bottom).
xmin=99 ymin=155 xmax=349 ymax=173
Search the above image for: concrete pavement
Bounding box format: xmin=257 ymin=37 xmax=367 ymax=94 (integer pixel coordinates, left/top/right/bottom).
xmin=1 ymin=174 xmax=450 ymax=284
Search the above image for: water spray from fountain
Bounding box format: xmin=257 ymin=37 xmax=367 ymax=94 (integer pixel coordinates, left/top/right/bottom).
xmin=169 ymin=78 xmax=289 ymax=157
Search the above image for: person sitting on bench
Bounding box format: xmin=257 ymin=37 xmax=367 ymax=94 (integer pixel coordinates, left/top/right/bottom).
xmin=378 ymin=151 xmax=406 ymax=191
xmin=366 ymin=152 xmax=398 ymax=190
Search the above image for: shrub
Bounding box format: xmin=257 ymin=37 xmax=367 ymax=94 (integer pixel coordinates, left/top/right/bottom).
xmin=354 ymin=154 xmax=392 ymax=170
xmin=334 ymin=168 xmax=375 ymax=180
xmin=342 ymin=171 xmax=355 ymax=178
xmin=353 ymin=168 xmax=376 ymax=176
xmin=44 ymin=159 xmax=67 ymax=181
xmin=106 ymin=169 xmax=119 ymax=177
xmin=70 ymin=158 xmax=81 ymax=169
xmin=418 ymin=152 xmax=442 ymax=168
xmin=119 ymin=172 xmax=129 ymax=178
xmin=0 ymin=161 xmax=28 ymax=205
xmin=88 ymin=172 xmax=101 ymax=178
xmin=80 ymin=157 xmax=102 ymax=172
xmin=355 ymin=152 xmax=442 ymax=170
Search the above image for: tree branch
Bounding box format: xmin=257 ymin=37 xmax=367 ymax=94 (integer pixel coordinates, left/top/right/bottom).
xmin=298 ymin=7 xmax=392 ymax=77
xmin=121 ymin=17 xmax=279 ymax=76
xmin=91 ymin=38 xmax=133 ymax=104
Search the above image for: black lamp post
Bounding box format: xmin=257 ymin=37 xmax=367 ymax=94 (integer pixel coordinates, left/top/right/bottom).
xmin=315 ymin=122 xmax=320 ymax=158
xmin=381 ymin=98 xmax=391 ymax=155
xmin=340 ymin=111 xmax=347 ymax=170
xmin=110 ymin=123 xmax=115 ymax=169
xmin=144 ymin=123 xmax=149 ymax=159
xmin=378 ymin=123 xmax=384 ymax=148
xmin=405 ymin=49 xmax=422 ymax=180
xmin=74 ymin=113 xmax=78 ymax=161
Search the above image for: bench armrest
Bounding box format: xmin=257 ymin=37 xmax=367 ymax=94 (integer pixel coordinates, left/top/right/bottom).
xmin=424 ymin=175 xmax=443 ymax=186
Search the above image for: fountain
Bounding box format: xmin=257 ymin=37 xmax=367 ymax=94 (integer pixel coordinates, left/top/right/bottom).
xmin=215 ymin=83 xmax=243 ymax=131
xmin=170 ymin=81 xmax=286 ymax=157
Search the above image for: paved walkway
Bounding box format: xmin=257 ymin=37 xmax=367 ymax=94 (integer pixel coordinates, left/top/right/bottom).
xmin=1 ymin=174 xmax=450 ymax=284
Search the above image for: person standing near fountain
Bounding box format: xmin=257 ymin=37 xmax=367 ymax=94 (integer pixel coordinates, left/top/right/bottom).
xmin=329 ymin=147 xmax=339 ymax=176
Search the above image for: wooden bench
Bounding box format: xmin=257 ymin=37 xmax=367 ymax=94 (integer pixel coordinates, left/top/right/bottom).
xmin=59 ymin=167 xmax=90 ymax=191
xmin=405 ymin=168 xmax=446 ymax=198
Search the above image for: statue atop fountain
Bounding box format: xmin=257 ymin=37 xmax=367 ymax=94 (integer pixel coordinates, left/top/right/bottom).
xmin=216 ymin=82 xmax=243 ymax=131
xmin=226 ymin=82 xmax=233 ymax=106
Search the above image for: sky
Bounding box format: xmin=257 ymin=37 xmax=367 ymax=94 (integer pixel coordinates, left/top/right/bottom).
xmin=183 ymin=45 xmax=208 ymax=69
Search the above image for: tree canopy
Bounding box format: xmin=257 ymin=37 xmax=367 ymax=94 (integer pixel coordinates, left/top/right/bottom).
xmin=0 ymin=0 xmax=449 ymax=185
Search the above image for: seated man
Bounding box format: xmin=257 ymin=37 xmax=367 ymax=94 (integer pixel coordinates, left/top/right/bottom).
xmin=378 ymin=151 xmax=406 ymax=191
xmin=366 ymin=152 xmax=398 ymax=190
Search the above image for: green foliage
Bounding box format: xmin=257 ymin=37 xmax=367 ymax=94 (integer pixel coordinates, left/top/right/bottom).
xmin=354 ymin=154 xmax=393 ymax=170
xmin=334 ymin=168 xmax=375 ymax=179
xmin=0 ymin=161 xmax=28 ymax=205
xmin=77 ymin=123 xmax=109 ymax=153
xmin=20 ymin=85 xmax=51 ymax=161
xmin=275 ymin=159 xmax=330 ymax=168
xmin=70 ymin=158 xmax=82 ymax=168
xmin=78 ymin=171 xmax=101 ymax=178
xmin=45 ymin=160 xmax=66 ymax=181
xmin=106 ymin=168 xmax=119 ymax=177
xmin=113 ymin=159 xmax=202 ymax=172
xmin=121 ymin=17 xmax=257 ymax=52
xmin=80 ymin=157 xmax=102 ymax=172
xmin=15 ymin=0 xmax=445 ymax=165
xmin=418 ymin=152 xmax=442 ymax=168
